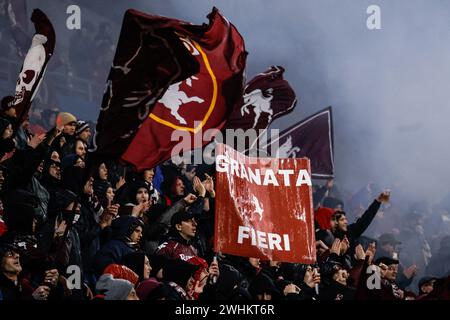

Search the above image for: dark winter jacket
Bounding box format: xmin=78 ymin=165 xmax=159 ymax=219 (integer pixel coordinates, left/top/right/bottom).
xmin=93 ymin=216 xmax=144 ymax=275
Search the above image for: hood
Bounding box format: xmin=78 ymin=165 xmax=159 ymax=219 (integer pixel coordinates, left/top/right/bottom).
xmin=3 ymin=189 xmax=40 ymax=234
xmin=95 ymin=274 xmax=133 ymax=300
xmin=248 ymin=272 xmax=280 ymax=298
xmin=122 ymin=251 xmax=146 ymax=281
xmin=315 ymin=207 xmax=335 ymax=230
xmin=111 ymin=216 xmax=144 ymax=241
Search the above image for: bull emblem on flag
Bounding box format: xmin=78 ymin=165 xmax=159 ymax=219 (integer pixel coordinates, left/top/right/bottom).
xmin=276 ymin=136 xmax=301 ymax=158
xmin=241 ymin=88 xmax=274 ymax=128
xmin=159 ymin=76 xmax=205 ymax=125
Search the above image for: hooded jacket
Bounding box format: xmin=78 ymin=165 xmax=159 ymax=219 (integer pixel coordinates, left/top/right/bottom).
xmin=93 ymin=216 xmax=144 ymax=276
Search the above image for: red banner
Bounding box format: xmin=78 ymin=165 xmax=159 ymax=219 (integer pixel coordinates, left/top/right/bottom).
xmin=214 ymin=143 xmax=316 ymax=264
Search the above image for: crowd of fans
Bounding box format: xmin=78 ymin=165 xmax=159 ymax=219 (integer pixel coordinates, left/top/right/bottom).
xmin=0 ymin=93 xmax=450 ymax=301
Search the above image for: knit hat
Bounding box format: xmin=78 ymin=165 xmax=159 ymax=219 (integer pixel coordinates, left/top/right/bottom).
xmin=95 ymin=274 xmax=134 ymax=300
xmin=1 ymin=96 xmax=14 ymax=111
xmin=55 ymin=112 xmax=77 ymax=127
xmin=315 ymin=207 xmax=335 ymax=230
xmin=103 ymin=263 xmax=139 ymax=286
xmin=75 ymin=120 xmax=89 ymax=136
xmin=136 ymin=278 xmax=161 ymax=300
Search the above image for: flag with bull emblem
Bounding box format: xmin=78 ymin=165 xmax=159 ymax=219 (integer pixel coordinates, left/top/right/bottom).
xmin=264 ymin=107 xmax=334 ymax=179
xmin=90 ymin=9 xmax=200 ymax=164
xmin=226 ymin=65 xmax=297 ymax=131
xmin=12 ymin=9 xmax=55 ymax=124
xmin=120 ymin=8 xmax=247 ymax=171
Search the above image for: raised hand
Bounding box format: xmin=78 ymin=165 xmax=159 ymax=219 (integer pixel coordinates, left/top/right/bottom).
xmin=340 ymin=236 xmax=350 ymax=255
xmin=366 ymin=242 xmax=376 ymax=265
xmin=202 ymin=173 xmax=215 ymax=197
xmin=304 ymin=266 xmax=321 ymax=289
xmin=403 ymin=264 xmax=418 ymax=279
xmin=115 ymin=176 xmax=126 ymax=190
xmin=44 ymin=269 xmax=59 ymax=287
xmin=184 ymin=193 xmax=197 ymax=204
xmin=193 ymin=176 xmax=206 ymax=197
xmin=330 ymin=238 xmax=341 ymax=255
xmin=28 ymin=133 xmax=46 ymax=149
xmin=354 ymin=244 xmax=366 ymax=261
xmin=283 ymin=283 xmax=301 ymax=295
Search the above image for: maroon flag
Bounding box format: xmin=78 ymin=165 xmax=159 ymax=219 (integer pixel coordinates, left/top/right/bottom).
xmin=264 ymin=107 xmax=334 ymax=178
xmin=120 ymin=8 xmax=247 ymax=171
xmin=12 ymin=9 xmax=55 ymax=124
xmin=91 ymin=9 xmax=201 ymax=163
xmin=226 ymin=66 xmax=297 ymax=131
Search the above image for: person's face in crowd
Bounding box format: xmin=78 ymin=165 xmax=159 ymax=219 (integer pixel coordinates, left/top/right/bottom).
xmin=143 ymin=256 xmax=152 ymax=280
xmin=79 ymin=127 xmax=91 ymax=143
xmin=337 ymin=215 xmax=348 ymax=232
xmin=333 ymin=268 xmax=349 ymax=286
xmin=420 ymin=280 xmax=435 ymax=294
xmin=174 ymin=178 xmax=185 ymax=196
xmin=0 ymin=170 xmax=4 ymax=190
xmin=37 ymin=160 xmax=44 ymax=174
xmin=98 ymin=163 xmax=108 ymax=180
xmin=63 ymin=122 xmax=77 ymax=136
xmin=21 ymin=118 xmax=30 ymax=130
xmin=106 ymin=187 xmax=115 ymax=204
xmin=75 ymin=140 xmax=86 ymax=159
xmin=2 ymin=123 xmax=13 ymax=139
xmin=176 ymin=218 xmax=197 ymax=240
xmin=51 ymin=151 xmax=60 ymax=162
xmin=49 ymin=162 xmax=61 ymax=180
xmin=136 ymin=187 xmax=149 ymax=204
xmin=381 ymin=242 xmax=395 ymax=256
xmin=130 ymin=226 xmax=143 ymax=243
xmin=143 ymin=169 xmax=154 ymax=183
xmin=5 ymin=107 xmax=17 ymax=118
xmin=126 ymin=288 xmax=139 ymax=300
xmin=1 ymin=250 xmax=22 ymax=277
xmin=256 ymin=293 xmax=272 ymax=301
xmin=249 ymin=257 xmax=260 ymax=269
xmin=380 ymin=263 xmax=398 ymax=282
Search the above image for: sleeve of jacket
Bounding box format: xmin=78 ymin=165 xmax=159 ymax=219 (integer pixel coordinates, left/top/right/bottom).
xmin=187 ymin=196 xmax=205 ymax=216
xmin=348 ymin=200 xmax=381 ymax=240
